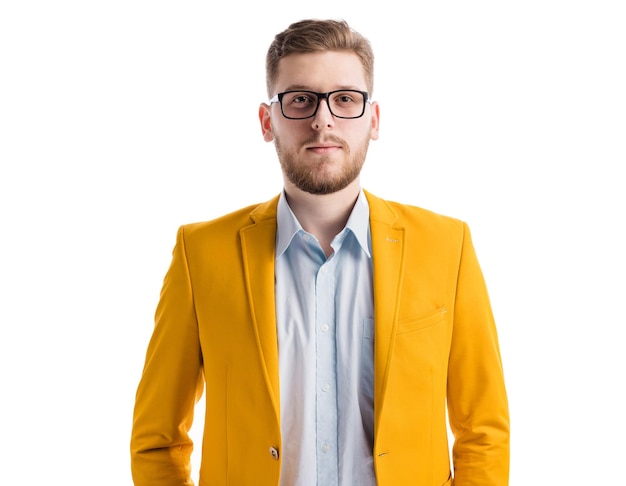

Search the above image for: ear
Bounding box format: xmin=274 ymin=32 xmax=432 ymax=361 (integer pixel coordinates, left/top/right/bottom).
xmin=259 ymin=103 xmax=274 ymax=142
xmin=369 ymin=101 xmax=380 ymax=141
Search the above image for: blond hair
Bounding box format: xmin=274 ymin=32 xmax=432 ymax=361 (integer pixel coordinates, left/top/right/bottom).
xmin=265 ymin=19 xmax=375 ymax=97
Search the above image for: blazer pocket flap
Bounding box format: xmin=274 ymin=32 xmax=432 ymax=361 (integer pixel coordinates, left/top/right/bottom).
xmin=397 ymin=306 xmax=447 ymax=335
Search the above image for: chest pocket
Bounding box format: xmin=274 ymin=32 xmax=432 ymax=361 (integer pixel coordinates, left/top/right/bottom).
xmin=396 ymin=306 xmax=447 ymax=335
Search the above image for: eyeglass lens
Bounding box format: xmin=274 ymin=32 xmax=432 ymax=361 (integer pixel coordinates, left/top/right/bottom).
xmin=280 ymin=91 xmax=366 ymax=119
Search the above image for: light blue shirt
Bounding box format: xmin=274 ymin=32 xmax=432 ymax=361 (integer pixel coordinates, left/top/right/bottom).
xmin=275 ymin=190 xmax=376 ymax=486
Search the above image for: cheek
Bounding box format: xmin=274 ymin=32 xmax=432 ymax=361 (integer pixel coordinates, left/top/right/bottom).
xmin=350 ymin=123 xmax=377 ymax=144
xmin=273 ymin=123 xmax=305 ymax=146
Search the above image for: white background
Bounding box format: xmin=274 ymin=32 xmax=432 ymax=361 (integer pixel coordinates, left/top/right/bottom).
xmin=1 ymin=1 xmax=624 ymax=484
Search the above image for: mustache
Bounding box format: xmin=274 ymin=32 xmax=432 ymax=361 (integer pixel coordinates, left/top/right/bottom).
xmin=301 ymin=134 xmax=348 ymax=149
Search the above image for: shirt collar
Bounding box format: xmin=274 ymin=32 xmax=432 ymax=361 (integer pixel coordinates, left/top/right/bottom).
xmin=276 ymin=189 xmax=371 ymax=258
xmin=276 ymin=191 xmax=302 ymax=258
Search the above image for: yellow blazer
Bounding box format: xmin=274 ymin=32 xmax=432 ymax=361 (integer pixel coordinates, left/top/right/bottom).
xmin=131 ymin=191 xmax=509 ymax=485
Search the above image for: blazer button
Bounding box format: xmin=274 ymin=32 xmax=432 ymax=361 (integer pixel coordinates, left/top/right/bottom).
xmin=269 ymin=446 xmax=279 ymax=460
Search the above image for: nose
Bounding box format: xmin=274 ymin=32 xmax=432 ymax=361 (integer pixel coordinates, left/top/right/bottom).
xmin=311 ymin=98 xmax=334 ymax=130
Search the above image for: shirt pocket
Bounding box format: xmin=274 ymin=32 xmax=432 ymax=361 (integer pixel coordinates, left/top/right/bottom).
xmin=362 ymin=317 xmax=375 ymax=340
xmin=396 ymin=306 xmax=447 ymax=335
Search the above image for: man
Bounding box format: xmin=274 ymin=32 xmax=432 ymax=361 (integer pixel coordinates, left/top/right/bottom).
xmin=130 ymin=19 xmax=509 ymax=486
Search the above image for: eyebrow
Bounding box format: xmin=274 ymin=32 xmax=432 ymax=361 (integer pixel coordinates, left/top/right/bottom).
xmin=281 ymin=85 xmax=364 ymax=92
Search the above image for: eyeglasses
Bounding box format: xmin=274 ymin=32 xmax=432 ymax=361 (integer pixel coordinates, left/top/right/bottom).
xmin=269 ymin=89 xmax=371 ymax=120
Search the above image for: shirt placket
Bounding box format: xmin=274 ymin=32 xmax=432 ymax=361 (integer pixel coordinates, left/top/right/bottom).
xmin=315 ymin=255 xmax=338 ymax=486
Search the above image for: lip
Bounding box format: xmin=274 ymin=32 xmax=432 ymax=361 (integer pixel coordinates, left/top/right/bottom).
xmin=306 ymin=143 xmax=342 ymax=154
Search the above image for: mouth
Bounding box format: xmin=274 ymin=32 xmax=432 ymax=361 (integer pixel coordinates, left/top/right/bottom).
xmin=305 ymin=139 xmax=344 ymax=154
xmin=307 ymin=145 xmax=341 ymax=154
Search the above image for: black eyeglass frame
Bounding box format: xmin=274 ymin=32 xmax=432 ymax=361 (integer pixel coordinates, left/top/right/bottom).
xmin=269 ymin=89 xmax=372 ymax=120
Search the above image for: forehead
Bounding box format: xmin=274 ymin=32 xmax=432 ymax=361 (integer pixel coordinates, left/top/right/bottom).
xmin=274 ymin=51 xmax=367 ymax=93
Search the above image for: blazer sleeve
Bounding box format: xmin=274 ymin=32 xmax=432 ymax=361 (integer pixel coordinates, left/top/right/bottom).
xmin=130 ymin=226 xmax=204 ymax=485
xmin=447 ymin=222 xmax=510 ymax=485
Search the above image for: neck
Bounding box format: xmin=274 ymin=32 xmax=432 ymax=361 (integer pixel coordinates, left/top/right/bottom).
xmin=284 ymin=179 xmax=361 ymax=257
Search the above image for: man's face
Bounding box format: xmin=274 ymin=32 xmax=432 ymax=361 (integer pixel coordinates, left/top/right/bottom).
xmin=259 ymin=51 xmax=380 ymax=195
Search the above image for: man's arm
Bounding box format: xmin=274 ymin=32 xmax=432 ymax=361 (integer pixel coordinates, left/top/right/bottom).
xmin=130 ymin=226 xmax=204 ymax=485
xmin=447 ymin=222 xmax=510 ymax=485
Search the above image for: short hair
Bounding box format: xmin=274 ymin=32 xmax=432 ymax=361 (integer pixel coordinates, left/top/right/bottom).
xmin=265 ymin=19 xmax=375 ymax=97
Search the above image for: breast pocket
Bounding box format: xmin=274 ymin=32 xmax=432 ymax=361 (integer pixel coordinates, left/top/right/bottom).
xmin=396 ymin=306 xmax=447 ymax=335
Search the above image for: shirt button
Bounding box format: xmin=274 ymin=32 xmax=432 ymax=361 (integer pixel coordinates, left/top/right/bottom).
xmin=269 ymin=446 xmax=279 ymax=460
xmin=320 ymin=323 xmax=329 ymax=333
xmin=321 ymin=266 xmax=328 ymax=274
xmin=321 ymin=444 xmax=330 ymax=453
xmin=321 ymin=383 xmax=330 ymax=392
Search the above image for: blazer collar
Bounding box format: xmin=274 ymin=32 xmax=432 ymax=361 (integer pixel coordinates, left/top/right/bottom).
xmin=248 ymin=194 xmax=280 ymax=223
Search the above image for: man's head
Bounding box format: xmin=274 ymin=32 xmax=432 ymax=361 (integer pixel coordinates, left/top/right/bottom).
xmin=259 ymin=19 xmax=380 ymax=196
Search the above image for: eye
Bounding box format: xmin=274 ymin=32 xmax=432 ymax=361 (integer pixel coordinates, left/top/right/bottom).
xmin=332 ymin=92 xmax=359 ymax=104
xmin=289 ymin=93 xmax=316 ymax=105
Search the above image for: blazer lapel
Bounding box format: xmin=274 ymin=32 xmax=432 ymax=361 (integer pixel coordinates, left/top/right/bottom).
xmin=365 ymin=191 xmax=405 ymax=427
xmin=239 ymin=196 xmax=281 ymax=418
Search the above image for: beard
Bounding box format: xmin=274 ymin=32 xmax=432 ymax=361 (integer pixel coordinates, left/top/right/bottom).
xmin=274 ymin=133 xmax=370 ymax=195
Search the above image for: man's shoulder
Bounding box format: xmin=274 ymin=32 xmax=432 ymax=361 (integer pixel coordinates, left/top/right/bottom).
xmin=365 ymin=191 xmax=465 ymax=230
xmin=366 ymin=192 xmax=470 ymax=255
xmin=179 ymin=195 xmax=280 ymax=239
